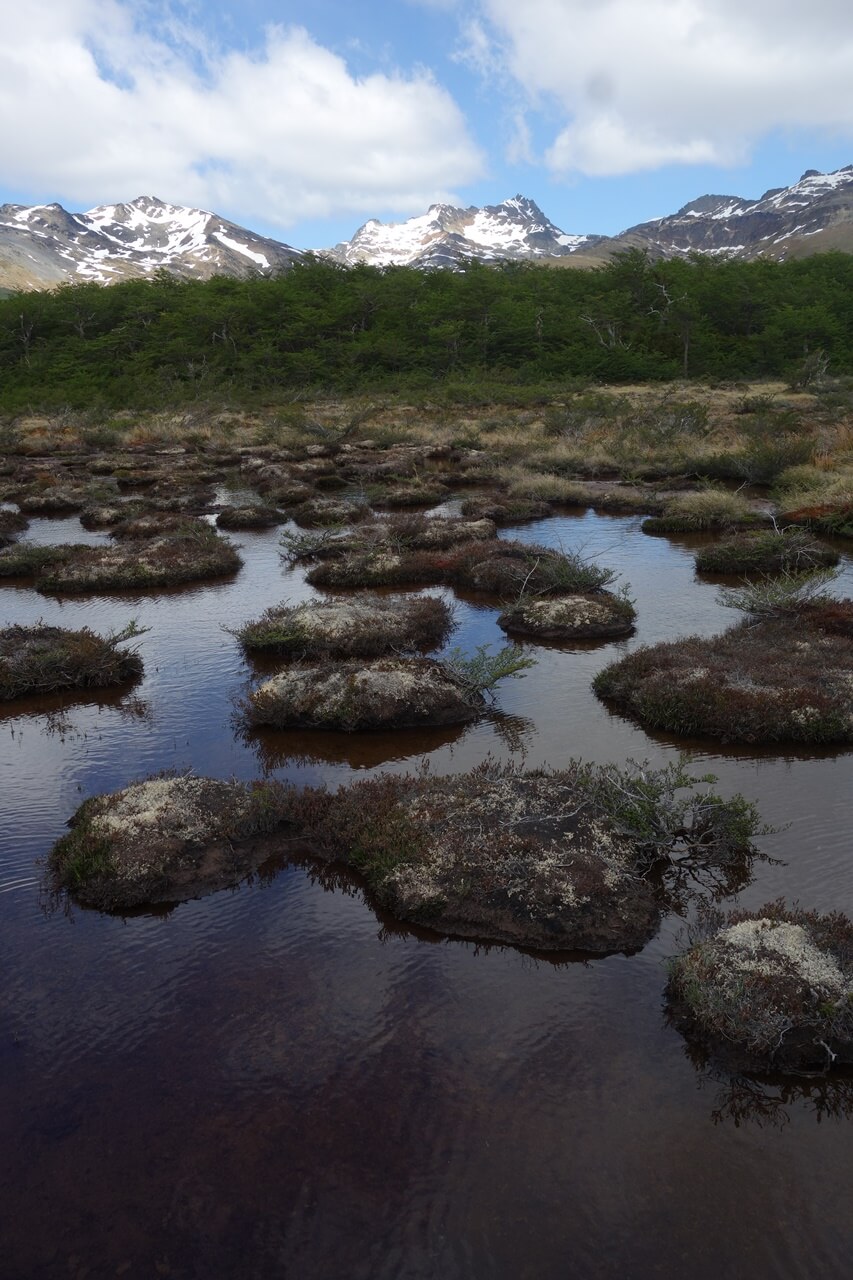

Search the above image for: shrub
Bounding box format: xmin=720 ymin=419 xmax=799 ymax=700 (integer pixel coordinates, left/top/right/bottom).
xmin=694 ymin=530 xmax=839 ymax=576
xmin=0 ymin=621 xmax=145 ymax=700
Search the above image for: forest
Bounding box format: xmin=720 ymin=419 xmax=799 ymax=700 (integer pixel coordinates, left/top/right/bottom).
xmin=1 ymin=248 xmax=852 ymax=410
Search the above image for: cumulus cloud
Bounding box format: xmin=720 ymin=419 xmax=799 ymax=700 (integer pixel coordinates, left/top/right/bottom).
xmin=0 ymin=0 xmax=484 ymax=228
xmin=462 ymin=0 xmax=853 ymax=176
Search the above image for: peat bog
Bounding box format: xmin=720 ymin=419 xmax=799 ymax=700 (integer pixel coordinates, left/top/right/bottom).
xmin=3 ymin=415 xmax=853 ymax=1279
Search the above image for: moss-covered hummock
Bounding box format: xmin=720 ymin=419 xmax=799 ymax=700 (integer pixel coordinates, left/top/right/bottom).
xmin=36 ymin=525 xmax=241 ymax=593
xmin=498 ymin=591 xmax=635 ymax=640
xmin=0 ymin=541 xmax=75 ymax=579
xmin=694 ymin=528 xmax=839 ymax=575
xmin=246 ymin=656 xmax=484 ymax=731
xmin=46 ymin=775 xmax=299 ymax=910
xmin=296 ymin=759 xmax=764 ymax=952
xmin=307 ymin=538 xmax=616 ymax=597
xmin=236 ymin=594 xmax=454 ymax=658
xmin=215 ymin=504 xmax=284 ymax=530
xmin=0 ymin=509 xmax=29 ymax=546
xmin=668 ymin=902 xmax=853 ymax=1071
xmin=593 ymin=617 xmax=853 ymax=743
xmin=0 ymin=622 xmax=143 ymax=700
xmin=460 ymin=495 xmax=552 ymax=525
xmin=642 ymin=489 xmax=766 ymax=536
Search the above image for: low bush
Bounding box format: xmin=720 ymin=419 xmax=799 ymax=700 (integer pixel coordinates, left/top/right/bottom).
xmin=45 ymin=774 xmax=300 ymax=910
xmin=36 ymin=524 xmax=241 ymax=593
xmin=290 ymin=758 xmax=765 ymax=952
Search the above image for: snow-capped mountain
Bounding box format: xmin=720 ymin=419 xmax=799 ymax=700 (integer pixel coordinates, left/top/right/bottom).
xmin=0 ymin=196 xmax=302 ymax=291
xmin=2 ymin=167 xmax=853 ymax=293
xmin=327 ymin=196 xmax=601 ymax=268
xmin=605 ymin=166 xmax=853 ymax=261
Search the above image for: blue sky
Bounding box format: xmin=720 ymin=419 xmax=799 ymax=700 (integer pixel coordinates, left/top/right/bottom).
xmin=2 ymin=0 xmax=853 ymax=247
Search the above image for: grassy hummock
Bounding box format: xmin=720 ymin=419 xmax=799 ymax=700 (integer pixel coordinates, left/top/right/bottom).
xmin=293 ymin=758 xmax=765 ymax=952
xmin=46 ymin=774 xmax=299 ymax=910
xmin=0 ymin=541 xmax=77 ymax=579
xmin=593 ymin=614 xmax=853 ymax=743
xmin=245 ymin=656 xmax=485 ymax=731
xmin=667 ymin=902 xmax=853 ymax=1071
xmin=36 ymin=524 xmax=241 ymax=593
xmin=306 ymin=537 xmax=616 ymax=597
xmin=0 ymin=622 xmax=144 ymax=700
xmin=0 ymin=509 xmax=29 ymax=546
xmin=642 ymin=489 xmax=765 ymax=535
xmin=498 ymin=591 xmax=635 ymax=640
xmin=694 ymin=528 xmax=839 ymax=575
xmin=235 ymin=593 xmax=454 ymax=658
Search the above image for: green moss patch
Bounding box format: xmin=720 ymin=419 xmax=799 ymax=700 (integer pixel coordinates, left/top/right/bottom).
xmin=594 ymin=617 xmax=853 ymax=743
xmin=0 ymin=622 xmax=143 ymax=700
xmin=246 ymin=656 xmax=484 ymax=731
xmin=694 ymin=529 xmax=839 ymax=575
xmin=0 ymin=541 xmax=75 ymax=579
xmin=46 ymin=775 xmax=299 ymax=911
xmin=236 ymin=593 xmax=454 ymax=658
xmin=668 ymin=902 xmax=853 ymax=1071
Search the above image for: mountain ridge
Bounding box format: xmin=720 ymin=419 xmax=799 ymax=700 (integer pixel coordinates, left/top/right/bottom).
xmin=2 ymin=166 xmax=853 ymax=291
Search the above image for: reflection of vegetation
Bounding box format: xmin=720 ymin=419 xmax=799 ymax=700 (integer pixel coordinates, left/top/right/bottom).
xmin=677 ymin=1048 xmax=853 ymax=1130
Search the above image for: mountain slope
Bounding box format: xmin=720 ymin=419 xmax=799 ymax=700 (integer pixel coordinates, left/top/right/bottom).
xmin=327 ymin=196 xmax=601 ymax=268
xmin=0 ymin=196 xmax=302 ymax=291
xmin=590 ymin=167 xmax=853 ymax=262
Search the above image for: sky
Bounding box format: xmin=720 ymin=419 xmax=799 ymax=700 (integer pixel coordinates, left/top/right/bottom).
xmin=2 ymin=0 xmax=853 ymax=248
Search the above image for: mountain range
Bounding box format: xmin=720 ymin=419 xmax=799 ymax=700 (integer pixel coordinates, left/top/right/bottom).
xmin=2 ymin=166 xmax=853 ymax=291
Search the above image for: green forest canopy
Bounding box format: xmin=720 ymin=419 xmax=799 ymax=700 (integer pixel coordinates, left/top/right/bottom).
xmin=1 ymin=249 xmax=852 ymax=410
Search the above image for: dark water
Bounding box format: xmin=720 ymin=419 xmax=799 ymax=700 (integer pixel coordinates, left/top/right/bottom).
xmin=2 ymin=503 xmax=853 ymax=1279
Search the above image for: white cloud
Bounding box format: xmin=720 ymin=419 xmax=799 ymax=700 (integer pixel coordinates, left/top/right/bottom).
xmin=463 ymin=0 xmax=853 ymax=176
xmin=0 ymin=0 xmax=484 ymax=229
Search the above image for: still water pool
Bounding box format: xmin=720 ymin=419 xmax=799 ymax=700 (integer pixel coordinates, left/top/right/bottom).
xmin=2 ymin=506 xmax=852 ymax=1279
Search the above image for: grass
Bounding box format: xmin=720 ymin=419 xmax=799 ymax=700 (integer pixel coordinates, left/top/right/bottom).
xmin=0 ymin=621 xmax=145 ymax=700
xmin=694 ymin=528 xmax=840 ymax=575
xmin=642 ymin=488 xmax=763 ymax=535
xmin=215 ymin=504 xmax=284 ymax=529
xmin=668 ymin=901 xmax=853 ymax=1070
xmin=0 ymin=542 xmax=75 ymax=579
xmin=234 ymin=594 xmax=454 ymax=658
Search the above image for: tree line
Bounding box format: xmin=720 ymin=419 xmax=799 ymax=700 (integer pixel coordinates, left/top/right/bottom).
xmin=1 ymin=249 xmax=852 ymax=410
